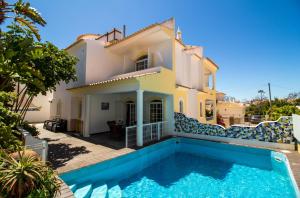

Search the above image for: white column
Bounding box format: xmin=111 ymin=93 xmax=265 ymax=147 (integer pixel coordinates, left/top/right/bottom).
xmin=213 ymin=73 xmax=216 ymax=90
xmin=83 ymin=95 xmax=91 ymax=137
xmin=147 ymin=48 xmax=151 ymax=68
xmin=166 ymin=95 xmax=175 ymax=136
xmin=136 ymin=89 xmax=144 ymax=147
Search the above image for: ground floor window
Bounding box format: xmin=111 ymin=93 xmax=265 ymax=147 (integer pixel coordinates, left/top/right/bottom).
xmin=205 ymin=100 xmax=214 ymax=121
xmin=150 ymin=100 xmax=163 ymax=123
xmin=126 ymin=101 xmax=136 ymax=126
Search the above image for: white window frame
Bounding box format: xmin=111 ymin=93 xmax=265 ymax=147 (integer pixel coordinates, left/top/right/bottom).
xmin=150 ymin=100 xmax=163 ymax=123
xmin=135 ymin=57 xmax=148 ymax=71
xmin=126 ymin=102 xmax=136 ymax=126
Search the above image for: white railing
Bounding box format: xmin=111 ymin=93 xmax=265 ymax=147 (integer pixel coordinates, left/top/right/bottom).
xmin=125 ymin=121 xmax=168 ymax=148
xmin=19 ymin=128 xmax=48 ymax=161
xmin=293 ymin=114 xmax=300 ymax=142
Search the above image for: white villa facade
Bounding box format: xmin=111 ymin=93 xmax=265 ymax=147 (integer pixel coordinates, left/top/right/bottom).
xmin=50 ymin=18 xmax=219 ymax=147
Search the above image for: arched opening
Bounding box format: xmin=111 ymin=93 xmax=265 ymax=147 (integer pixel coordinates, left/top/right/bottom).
xmin=179 ymin=100 xmax=184 ymax=113
xmin=150 ymin=99 xmax=163 ymax=123
xmin=126 ymin=101 xmax=136 ymax=126
xmin=135 ymin=55 xmax=148 ymax=71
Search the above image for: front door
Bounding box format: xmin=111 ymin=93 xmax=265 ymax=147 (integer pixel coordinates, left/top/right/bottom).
xmin=150 ymin=100 xmax=163 ymax=123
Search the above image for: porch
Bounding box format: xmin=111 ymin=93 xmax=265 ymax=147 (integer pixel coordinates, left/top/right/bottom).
xmin=68 ymin=89 xmax=174 ymax=148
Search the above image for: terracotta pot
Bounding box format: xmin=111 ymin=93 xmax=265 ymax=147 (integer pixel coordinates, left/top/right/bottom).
xmin=10 ymin=149 xmax=40 ymax=160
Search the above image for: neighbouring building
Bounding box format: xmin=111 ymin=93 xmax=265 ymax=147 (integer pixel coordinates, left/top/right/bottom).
xmin=50 ymin=18 xmax=219 ymax=146
xmin=216 ymin=92 xmax=246 ymax=127
xmin=24 ymin=92 xmax=52 ymax=123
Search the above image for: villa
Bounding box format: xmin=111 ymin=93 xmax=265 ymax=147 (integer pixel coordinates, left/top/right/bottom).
xmin=44 ymin=18 xmax=300 ymax=198
xmin=50 ymin=18 xmax=218 ymax=147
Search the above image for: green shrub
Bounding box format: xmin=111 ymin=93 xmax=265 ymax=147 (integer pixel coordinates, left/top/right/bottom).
xmin=0 ymin=92 xmax=22 ymax=152
xmin=0 ymin=149 xmax=61 ymax=198
xmin=20 ymin=121 xmax=40 ymax=136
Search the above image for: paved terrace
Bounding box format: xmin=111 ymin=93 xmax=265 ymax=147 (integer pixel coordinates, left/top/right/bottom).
xmin=36 ymin=124 xmax=135 ymax=174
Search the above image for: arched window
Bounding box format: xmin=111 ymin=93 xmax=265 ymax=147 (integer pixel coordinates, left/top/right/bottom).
xmin=199 ymin=102 xmax=203 ymax=117
xmin=136 ymin=55 xmax=148 ymax=71
xmin=150 ymin=100 xmax=163 ymax=123
xmin=126 ymin=101 xmax=136 ymax=126
xmin=179 ymin=100 xmax=184 ymax=113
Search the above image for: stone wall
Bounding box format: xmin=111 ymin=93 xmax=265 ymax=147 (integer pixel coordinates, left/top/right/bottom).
xmin=174 ymin=113 xmax=294 ymax=144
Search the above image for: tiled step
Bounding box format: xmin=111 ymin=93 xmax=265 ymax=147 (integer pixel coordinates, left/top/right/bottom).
xmin=74 ymin=184 xmax=93 ymax=198
xmin=107 ymin=185 xmax=122 ymax=198
xmin=90 ymin=184 xmax=108 ymax=198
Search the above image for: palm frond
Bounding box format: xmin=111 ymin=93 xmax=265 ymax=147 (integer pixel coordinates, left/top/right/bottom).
xmin=14 ymin=0 xmax=46 ymax=26
xmin=14 ymin=17 xmax=40 ymax=40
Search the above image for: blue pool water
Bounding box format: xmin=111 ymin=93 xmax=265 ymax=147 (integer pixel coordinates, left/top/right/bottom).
xmin=61 ymin=138 xmax=299 ymax=198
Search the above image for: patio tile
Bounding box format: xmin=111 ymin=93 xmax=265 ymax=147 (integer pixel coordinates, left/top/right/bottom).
xmin=36 ymin=124 xmax=135 ymax=174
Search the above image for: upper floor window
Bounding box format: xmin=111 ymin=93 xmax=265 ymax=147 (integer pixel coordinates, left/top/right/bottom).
xmin=136 ymin=55 xmax=148 ymax=71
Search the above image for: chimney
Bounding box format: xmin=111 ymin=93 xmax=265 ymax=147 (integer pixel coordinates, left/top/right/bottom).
xmin=123 ymin=25 xmax=126 ymax=38
xmin=176 ymin=27 xmax=182 ymax=41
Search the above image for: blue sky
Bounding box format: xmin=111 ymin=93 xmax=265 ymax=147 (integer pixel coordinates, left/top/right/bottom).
xmin=26 ymin=0 xmax=300 ymax=100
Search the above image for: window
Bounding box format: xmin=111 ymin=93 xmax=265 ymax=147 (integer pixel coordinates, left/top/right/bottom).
xmin=136 ymin=55 xmax=148 ymax=71
xmin=150 ymin=100 xmax=163 ymax=123
xmin=126 ymin=101 xmax=136 ymax=126
xmin=179 ymin=100 xmax=184 ymax=113
xmin=205 ymin=100 xmax=214 ymax=121
xmin=200 ymin=102 xmax=203 ymax=117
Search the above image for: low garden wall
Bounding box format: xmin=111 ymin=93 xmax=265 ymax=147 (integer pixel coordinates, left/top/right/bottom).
xmin=174 ymin=113 xmax=294 ymax=145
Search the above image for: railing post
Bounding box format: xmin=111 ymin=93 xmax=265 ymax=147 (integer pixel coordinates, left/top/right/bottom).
xmin=125 ymin=128 xmax=128 ymax=148
xmin=150 ymin=124 xmax=153 ymax=141
xmin=158 ymin=123 xmax=161 ymax=140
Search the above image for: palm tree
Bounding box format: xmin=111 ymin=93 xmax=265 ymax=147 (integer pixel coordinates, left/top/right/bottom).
xmin=258 ymin=89 xmax=265 ymax=101
xmin=0 ymin=0 xmax=46 ymax=40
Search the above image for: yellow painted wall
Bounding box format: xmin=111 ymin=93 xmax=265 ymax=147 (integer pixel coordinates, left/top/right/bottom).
xmin=197 ymin=91 xmax=217 ymax=124
xmin=174 ymin=89 xmax=188 ymax=113
xmin=138 ymin=67 xmax=176 ymax=94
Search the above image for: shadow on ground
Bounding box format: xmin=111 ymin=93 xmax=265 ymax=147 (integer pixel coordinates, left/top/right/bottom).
xmin=47 ymin=143 xmax=90 ymax=169
xmin=66 ymin=132 xmax=126 ymax=150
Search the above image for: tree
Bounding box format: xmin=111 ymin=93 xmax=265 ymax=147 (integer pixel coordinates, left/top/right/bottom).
xmin=0 ymin=0 xmax=46 ymax=40
xmin=258 ymin=89 xmax=265 ymax=101
xmin=0 ymin=24 xmax=78 ymax=120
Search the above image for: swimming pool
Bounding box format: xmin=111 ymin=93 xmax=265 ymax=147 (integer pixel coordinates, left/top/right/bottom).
xmin=61 ymin=138 xmax=299 ymax=198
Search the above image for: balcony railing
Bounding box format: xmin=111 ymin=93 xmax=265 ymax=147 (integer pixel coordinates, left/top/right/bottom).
xmin=125 ymin=121 xmax=168 ymax=148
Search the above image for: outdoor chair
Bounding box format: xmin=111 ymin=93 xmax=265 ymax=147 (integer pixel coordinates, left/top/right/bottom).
xmin=107 ymin=121 xmax=124 ymax=140
xmin=43 ymin=118 xmax=67 ymax=132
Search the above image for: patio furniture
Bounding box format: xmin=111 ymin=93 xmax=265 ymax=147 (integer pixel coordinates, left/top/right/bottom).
xmin=43 ymin=118 xmax=67 ymax=132
xmin=107 ymin=121 xmax=125 ymax=140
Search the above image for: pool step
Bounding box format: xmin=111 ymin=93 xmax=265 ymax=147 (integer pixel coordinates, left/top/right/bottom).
xmin=74 ymin=184 xmax=93 ymax=198
xmin=90 ymin=184 xmax=108 ymax=198
xmin=107 ymin=185 xmax=122 ymax=198
xmin=69 ymin=184 xmax=77 ymax=192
